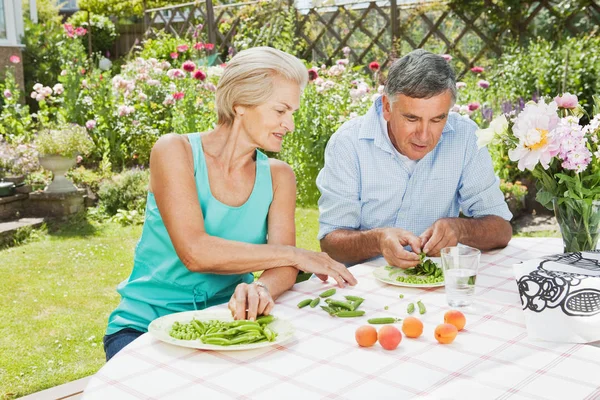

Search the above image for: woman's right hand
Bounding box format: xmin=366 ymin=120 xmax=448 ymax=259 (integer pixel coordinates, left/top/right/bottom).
xmin=292 ymin=248 xmax=358 ymax=287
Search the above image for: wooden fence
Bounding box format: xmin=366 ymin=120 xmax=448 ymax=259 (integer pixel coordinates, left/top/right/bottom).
xmin=131 ymin=0 xmax=600 ymax=76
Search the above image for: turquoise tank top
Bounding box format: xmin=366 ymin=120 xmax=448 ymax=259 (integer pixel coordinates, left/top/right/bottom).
xmin=106 ymin=133 xmax=273 ymax=335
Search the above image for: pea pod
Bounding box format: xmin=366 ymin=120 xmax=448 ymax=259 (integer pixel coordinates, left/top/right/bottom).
xmin=256 ymin=315 xmax=276 ymax=325
xmin=407 ymin=303 xmax=415 ymax=314
xmin=297 ymin=298 xmax=312 ymax=308
xmin=417 ymin=300 xmax=426 ymax=314
xmin=367 ymin=317 xmax=402 ymax=324
xmin=320 ymin=305 xmax=337 ymax=316
xmin=263 ymin=326 xmax=276 ymax=341
xmin=335 ymin=310 xmax=365 ymax=318
xmin=319 ymin=288 xmax=336 ymax=298
xmin=327 ymin=300 xmax=354 ymax=310
xmin=310 ymin=297 xmax=321 ymax=308
xmin=229 ymin=333 xmax=263 ymax=345
xmin=344 ymin=295 xmax=364 ymax=302
xmin=351 ymin=298 xmax=364 ymax=311
xmin=237 ymin=324 xmax=263 ymax=332
xmin=202 ymin=337 xmax=232 ymax=346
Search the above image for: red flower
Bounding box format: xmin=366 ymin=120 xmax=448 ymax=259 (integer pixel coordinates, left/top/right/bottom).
xmin=182 ymin=60 xmax=196 ymax=72
xmin=193 ymin=42 xmax=204 ymax=50
xmin=308 ymin=68 xmax=319 ymax=81
xmin=173 ymin=91 xmax=185 ymax=100
xmin=170 ymin=52 xmax=178 ymax=59
xmin=9 ymin=55 xmax=20 ymax=64
xmin=177 ymin=44 xmax=189 ymax=52
xmin=193 ymin=70 xmax=207 ymax=80
xmin=75 ymin=27 xmax=87 ymax=36
xmin=369 ymin=61 xmax=380 ymax=72
xmin=205 ymin=43 xmax=215 ymax=51
xmin=468 ymin=102 xmax=480 ymax=111
xmin=470 ymin=66 xmax=484 ymax=74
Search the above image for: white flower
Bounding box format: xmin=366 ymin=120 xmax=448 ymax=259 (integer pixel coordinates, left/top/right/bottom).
xmin=53 ymin=84 xmax=64 ymax=95
xmin=476 ymin=115 xmax=508 ymax=148
xmin=98 ymin=57 xmax=112 ymax=71
xmin=33 ymin=83 xmax=43 ymax=92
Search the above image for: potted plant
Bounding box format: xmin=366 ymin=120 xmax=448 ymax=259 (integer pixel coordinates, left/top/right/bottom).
xmin=35 ymin=124 xmax=94 ymax=193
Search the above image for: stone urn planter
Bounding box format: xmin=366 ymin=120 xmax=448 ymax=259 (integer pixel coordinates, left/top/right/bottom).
xmin=39 ymin=155 xmax=77 ymax=193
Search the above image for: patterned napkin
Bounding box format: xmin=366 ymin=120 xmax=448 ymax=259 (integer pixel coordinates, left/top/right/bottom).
xmin=513 ymin=251 xmax=600 ymax=343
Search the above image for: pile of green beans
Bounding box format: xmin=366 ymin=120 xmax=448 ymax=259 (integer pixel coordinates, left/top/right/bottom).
xmin=297 ymin=290 xmax=366 ymax=318
xmin=169 ymin=315 xmax=277 ymax=345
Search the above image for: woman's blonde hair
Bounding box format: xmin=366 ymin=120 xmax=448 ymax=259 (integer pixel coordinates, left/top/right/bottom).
xmin=215 ymin=47 xmax=308 ymax=126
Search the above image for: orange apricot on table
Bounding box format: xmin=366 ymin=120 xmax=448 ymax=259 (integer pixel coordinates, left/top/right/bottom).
xmin=434 ymin=323 xmax=458 ymax=344
xmin=355 ymin=325 xmax=378 ymax=347
xmin=401 ymin=316 xmax=423 ymax=338
xmin=444 ymin=310 xmax=466 ymax=331
xmin=378 ymin=325 xmax=402 ymax=350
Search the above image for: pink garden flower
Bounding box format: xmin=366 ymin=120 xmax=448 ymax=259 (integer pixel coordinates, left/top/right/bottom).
xmin=3 ymin=89 xmax=11 ymax=98
xmin=468 ymin=102 xmax=480 ymax=111
xmin=173 ymin=91 xmax=185 ymax=101
xmin=369 ymin=61 xmax=380 ymax=71
xmin=205 ymin=43 xmax=215 ymax=51
xmin=170 ymin=52 xmax=179 ymax=59
xmin=478 ymin=80 xmax=490 ymax=89
xmin=9 ymin=55 xmax=20 ymax=64
xmin=85 ymin=120 xmax=96 ymax=130
xmin=342 ymin=46 xmax=351 ymax=57
xmin=192 ymin=70 xmax=206 ymax=80
xmin=441 ymin=54 xmax=452 ymax=62
xmin=554 ymin=92 xmax=579 ymax=109
xmin=456 ymin=82 xmax=467 ymax=89
xmin=194 ymin=42 xmax=205 ymax=50
xmin=75 ymin=27 xmax=87 ymax=36
xmin=470 ymin=66 xmax=484 ymax=73
xmin=177 ymin=44 xmax=189 ymax=52
xmin=182 ymin=60 xmax=196 ymax=72
xmin=308 ymin=68 xmax=319 ymax=81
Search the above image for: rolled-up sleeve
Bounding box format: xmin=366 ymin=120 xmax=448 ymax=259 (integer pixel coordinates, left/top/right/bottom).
xmin=316 ymin=128 xmax=362 ymax=240
xmin=458 ymin=134 xmax=513 ymax=221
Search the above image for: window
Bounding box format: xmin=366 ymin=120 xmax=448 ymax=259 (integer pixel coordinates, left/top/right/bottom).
xmin=0 ymin=1 xmax=7 ymax=40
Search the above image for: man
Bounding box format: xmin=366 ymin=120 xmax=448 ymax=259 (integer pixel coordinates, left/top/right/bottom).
xmin=316 ymin=49 xmax=512 ymax=269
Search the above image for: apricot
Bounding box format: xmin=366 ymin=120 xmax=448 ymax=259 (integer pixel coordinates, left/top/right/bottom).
xmin=378 ymin=325 xmax=402 ymax=350
xmin=355 ymin=325 xmax=378 ymax=347
xmin=444 ymin=310 xmax=466 ymax=331
xmin=434 ymin=323 xmax=458 ymax=344
xmin=401 ymin=316 xmax=423 ymax=338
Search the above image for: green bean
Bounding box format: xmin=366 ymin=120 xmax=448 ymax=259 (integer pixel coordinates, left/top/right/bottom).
xmin=310 ymin=297 xmax=321 ymax=308
xmin=335 ymin=310 xmax=365 ymax=318
xmin=407 ymin=303 xmax=415 ymax=314
xmin=417 ymin=300 xmax=426 ymax=314
xmin=367 ymin=317 xmax=401 ymax=324
xmin=319 ymin=288 xmax=337 ymax=298
xmin=297 ymin=298 xmax=312 ymax=308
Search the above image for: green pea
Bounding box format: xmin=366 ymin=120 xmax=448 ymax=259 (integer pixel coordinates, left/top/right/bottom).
xmin=417 ymin=300 xmax=426 ymax=314
xmin=319 ymin=288 xmax=337 ymax=298
xmin=407 ymin=303 xmax=415 ymax=314
xmin=297 ymin=298 xmax=313 ymax=308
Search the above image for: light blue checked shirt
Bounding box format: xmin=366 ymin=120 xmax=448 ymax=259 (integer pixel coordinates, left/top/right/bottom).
xmin=316 ymin=96 xmax=512 ymax=241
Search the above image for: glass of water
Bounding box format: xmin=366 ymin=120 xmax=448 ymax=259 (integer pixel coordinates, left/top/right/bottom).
xmin=441 ymin=246 xmax=481 ymax=307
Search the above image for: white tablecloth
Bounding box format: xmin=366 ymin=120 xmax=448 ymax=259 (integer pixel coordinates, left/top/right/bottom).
xmin=83 ymin=238 xmax=600 ymax=399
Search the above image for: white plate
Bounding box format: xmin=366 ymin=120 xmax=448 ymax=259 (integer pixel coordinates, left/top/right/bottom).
xmin=373 ymin=257 xmax=445 ymax=288
xmin=148 ymin=309 xmax=294 ymax=351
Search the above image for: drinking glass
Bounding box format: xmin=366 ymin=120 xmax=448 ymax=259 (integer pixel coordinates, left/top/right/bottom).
xmin=441 ymin=246 xmax=481 ymax=307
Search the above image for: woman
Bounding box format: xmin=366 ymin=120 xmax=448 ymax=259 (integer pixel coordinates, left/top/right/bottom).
xmin=103 ymin=47 xmax=357 ymax=361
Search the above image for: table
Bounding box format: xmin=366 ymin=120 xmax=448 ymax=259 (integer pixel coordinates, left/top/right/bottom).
xmin=83 ymin=238 xmax=600 ymax=400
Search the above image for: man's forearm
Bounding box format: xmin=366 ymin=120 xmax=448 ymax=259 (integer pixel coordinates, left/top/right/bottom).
xmin=455 ymin=215 xmax=512 ymax=250
xmin=320 ymin=229 xmax=382 ymax=264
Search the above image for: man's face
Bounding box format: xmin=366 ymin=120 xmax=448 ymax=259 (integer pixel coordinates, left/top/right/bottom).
xmin=382 ymin=92 xmax=453 ymax=160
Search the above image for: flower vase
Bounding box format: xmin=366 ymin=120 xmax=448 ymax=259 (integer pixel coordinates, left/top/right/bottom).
xmin=39 ymin=155 xmax=77 ymax=193
xmin=553 ymin=198 xmax=600 ymax=253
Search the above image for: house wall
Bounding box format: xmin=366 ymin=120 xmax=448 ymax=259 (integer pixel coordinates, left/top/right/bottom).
xmin=0 ymin=46 xmax=24 ymax=89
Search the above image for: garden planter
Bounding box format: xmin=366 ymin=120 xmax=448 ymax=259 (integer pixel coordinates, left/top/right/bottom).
xmin=39 ymin=155 xmax=78 ymax=193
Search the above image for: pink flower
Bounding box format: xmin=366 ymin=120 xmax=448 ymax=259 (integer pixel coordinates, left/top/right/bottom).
xmin=478 ymin=80 xmax=490 ymax=89
xmin=192 ymin=70 xmax=206 ymax=80
xmin=75 ymin=27 xmax=87 ymax=36
xmin=204 ymin=82 xmax=217 ymax=92
xmin=456 ymin=82 xmax=467 ymax=89
xmin=369 ymin=61 xmax=380 ymax=71
xmin=173 ymin=91 xmax=185 ymax=100
xmin=76 ymin=155 xmax=83 ymax=164
xmin=342 ymin=46 xmax=351 ymax=57
xmin=85 ymin=120 xmax=96 ymax=130
xmin=9 ymin=55 xmax=20 ymax=64
xmin=470 ymin=66 xmax=484 ymax=74
xmin=170 ymin=52 xmax=179 ymax=59
xmin=308 ymin=68 xmax=319 ymax=81
xmin=63 ymin=23 xmax=74 ymax=38
xmin=177 ymin=44 xmax=189 ymax=52
xmin=337 ymin=59 xmax=349 ymax=65
xmin=441 ymin=54 xmax=452 ymax=62
xmin=205 ymin=43 xmax=215 ymax=51
xmin=554 ymin=92 xmax=579 ymax=109
xmin=194 ymin=42 xmax=205 ymax=50
xmin=182 ymin=61 xmax=196 ymax=72
xmin=468 ymin=102 xmax=480 ymax=111
xmin=4 ymin=89 xmax=11 ymax=98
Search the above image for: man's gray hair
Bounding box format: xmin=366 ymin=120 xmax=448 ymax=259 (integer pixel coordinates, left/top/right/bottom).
xmin=384 ymin=49 xmax=456 ymax=104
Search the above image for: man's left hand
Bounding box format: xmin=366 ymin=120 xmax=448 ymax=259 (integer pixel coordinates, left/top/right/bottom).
xmin=419 ymin=218 xmax=463 ymax=256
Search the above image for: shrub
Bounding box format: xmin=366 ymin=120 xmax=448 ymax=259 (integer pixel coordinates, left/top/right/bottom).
xmin=66 ymin=166 xmax=104 ymax=193
xmin=67 ymin=12 xmax=118 ymax=56
xmin=97 ymin=168 xmax=149 ymax=215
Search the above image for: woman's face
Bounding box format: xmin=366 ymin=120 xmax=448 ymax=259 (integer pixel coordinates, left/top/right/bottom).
xmin=235 ymin=76 xmax=301 ymax=153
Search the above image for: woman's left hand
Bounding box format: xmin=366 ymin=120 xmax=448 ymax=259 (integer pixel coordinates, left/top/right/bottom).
xmin=228 ymin=282 xmax=275 ymax=321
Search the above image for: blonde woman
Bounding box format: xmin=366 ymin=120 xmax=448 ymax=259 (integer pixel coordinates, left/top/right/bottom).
xmin=103 ymin=47 xmax=357 ymax=360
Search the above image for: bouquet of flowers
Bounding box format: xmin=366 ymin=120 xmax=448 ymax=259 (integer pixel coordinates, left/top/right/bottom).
xmin=476 ymin=93 xmax=600 ymax=252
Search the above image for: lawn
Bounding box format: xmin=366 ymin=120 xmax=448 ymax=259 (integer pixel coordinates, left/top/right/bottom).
xmin=0 ymin=206 xmax=552 ymax=398
xmin=0 ymin=208 xmax=320 ymax=399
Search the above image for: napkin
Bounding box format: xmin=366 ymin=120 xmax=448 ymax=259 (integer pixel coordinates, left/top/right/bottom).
xmin=513 ymin=251 xmax=600 ymax=343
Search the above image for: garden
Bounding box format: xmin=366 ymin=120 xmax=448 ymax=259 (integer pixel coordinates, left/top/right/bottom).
xmin=2 ymin=0 xmax=600 ymax=398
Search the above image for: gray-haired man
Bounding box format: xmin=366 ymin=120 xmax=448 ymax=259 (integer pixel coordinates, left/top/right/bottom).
xmin=317 ymin=49 xmax=512 ymax=269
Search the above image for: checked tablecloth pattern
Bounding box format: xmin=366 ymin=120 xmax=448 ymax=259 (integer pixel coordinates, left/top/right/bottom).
xmin=83 ymin=238 xmax=600 ymax=400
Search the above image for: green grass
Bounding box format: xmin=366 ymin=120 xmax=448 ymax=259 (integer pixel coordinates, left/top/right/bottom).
xmin=0 ymin=208 xmax=322 ymax=399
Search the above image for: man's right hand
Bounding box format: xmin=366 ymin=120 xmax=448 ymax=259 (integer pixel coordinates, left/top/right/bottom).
xmin=377 ymin=228 xmax=422 ymax=269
